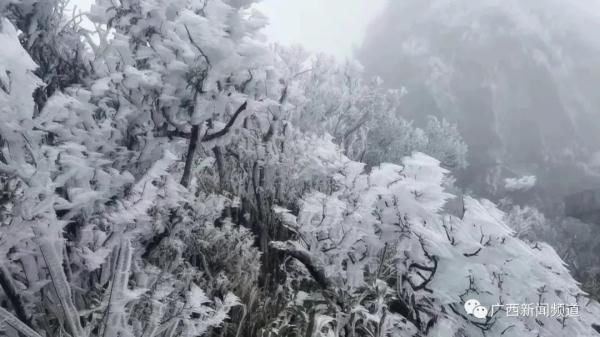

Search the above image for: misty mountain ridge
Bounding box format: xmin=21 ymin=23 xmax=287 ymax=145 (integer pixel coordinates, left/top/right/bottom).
xmin=359 ymin=0 xmax=600 ymax=211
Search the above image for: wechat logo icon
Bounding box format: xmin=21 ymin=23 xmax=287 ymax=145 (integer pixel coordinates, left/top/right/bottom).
xmin=464 ymin=299 xmax=489 ymax=319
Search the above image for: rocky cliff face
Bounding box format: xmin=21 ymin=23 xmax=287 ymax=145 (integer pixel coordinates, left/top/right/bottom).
xmin=358 ymin=0 xmax=600 ymax=213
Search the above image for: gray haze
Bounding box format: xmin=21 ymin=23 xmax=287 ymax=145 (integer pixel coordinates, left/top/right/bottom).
xmin=256 ymin=0 xmax=386 ymax=58
xmin=358 ymin=0 xmax=600 ymax=214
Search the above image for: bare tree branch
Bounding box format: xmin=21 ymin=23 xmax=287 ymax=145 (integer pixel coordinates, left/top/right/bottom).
xmin=180 ymin=124 xmax=200 ymax=188
xmin=0 ymin=307 xmax=42 ymax=337
xmin=270 ymin=241 xmax=332 ymax=290
xmin=184 ymin=24 xmax=211 ymax=69
xmin=201 ymin=101 xmax=248 ymax=142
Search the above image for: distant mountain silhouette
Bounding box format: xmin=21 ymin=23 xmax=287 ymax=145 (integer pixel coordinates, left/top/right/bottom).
xmin=358 ymin=0 xmax=600 ymax=213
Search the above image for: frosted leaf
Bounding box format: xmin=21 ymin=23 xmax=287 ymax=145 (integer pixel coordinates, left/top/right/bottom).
xmin=0 ymin=19 xmax=42 ymax=120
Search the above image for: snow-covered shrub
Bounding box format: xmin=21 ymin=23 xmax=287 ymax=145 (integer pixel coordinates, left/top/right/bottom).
xmin=184 ymin=217 xmax=262 ymax=299
xmin=533 ymin=215 xmax=600 ymax=301
xmin=271 ymin=152 xmax=600 ymax=336
xmin=0 ymin=1 xmax=262 ymax=335
xmin=3 ymin=0 xmax=90 ymax=109
xmin=365 ymin=113 xmax=468 ymax=170
xmin=503 ymin=200 xmax=600 ymax=301
xmin=504 ymin=204 xmax=546 ymax=240
xmin=274 ymin=46 xmax=468 ymax=170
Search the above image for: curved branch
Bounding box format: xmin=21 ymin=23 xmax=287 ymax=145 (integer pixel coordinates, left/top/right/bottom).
xmin=201 ymin=101 xmax=248 ymax=142
xmin=184 ymin=24 xmax=211 ymax=69
xmin=463 ymin=247 xmax=483 ymax=257
xmin=270 ymin=241 xmax=331 ymax=290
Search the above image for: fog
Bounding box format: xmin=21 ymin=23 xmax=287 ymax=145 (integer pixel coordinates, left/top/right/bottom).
xmin=357 ymin=0 xmax=600 ymax=213
xmin=256 ymin=0 xmax=386 ymax=58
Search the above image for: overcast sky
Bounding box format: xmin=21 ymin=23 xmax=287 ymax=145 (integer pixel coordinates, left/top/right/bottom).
xmin=71 ymin=0 xmax=386 ymax=59
xmin=255 ymin=0 xmax=386 ymax=59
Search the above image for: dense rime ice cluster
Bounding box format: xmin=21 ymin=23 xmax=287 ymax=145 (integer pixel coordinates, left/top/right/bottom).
xmin=274 ymin=48 xmax=468 ymax=169
xmin=272 ymin=153 xmax=600 ymax=336
xmin=0 ymin=0 xmax=599 ymax=337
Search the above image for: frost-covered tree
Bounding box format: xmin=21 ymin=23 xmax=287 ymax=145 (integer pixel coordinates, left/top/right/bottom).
xmin=2 ymin=0 xmax=89 ymax=110
xmin=274 ymin=46 xmax=468 ymax=169
xmin=276 ymin=50 xmax=397 ymax=161
xmin=270 ymin=152 xmax=600 ymax=336
xmin=0 ymin=0 xmax=265 ymax=335
xmin=365 ymin=113 xmax=468 ymax=170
